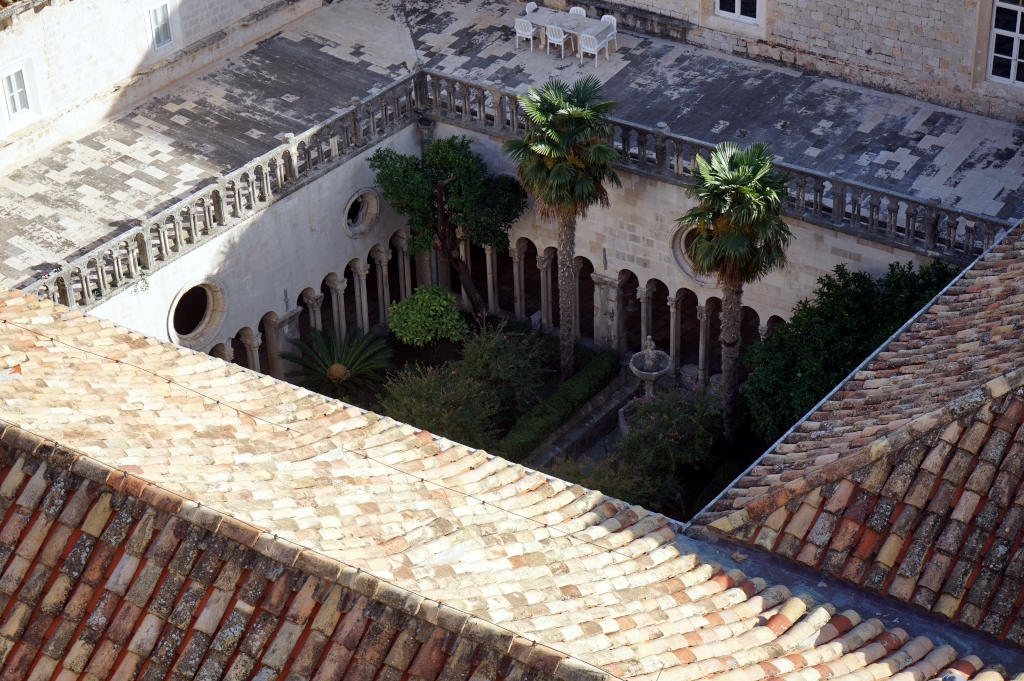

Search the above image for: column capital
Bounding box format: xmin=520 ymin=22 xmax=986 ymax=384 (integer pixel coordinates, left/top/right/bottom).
xmin=352 ymin=260 xmax=370 ymax=278
xmin=537 ymin=253 xmax=555 ymax=270
xmin=325 ymin=277 xmax=348 ymax=295
xmin=696 ymin=304 xmax=708 ymax=322
xmin=240 ymin=332 xmax=262 ymax=350
xmin=509 ymin=247 xmax=522 ymax=263
xmin=371 ymin=249 xmax=391 ymax=266
xmin=759 ymin=324 xmax=769 ymax=340
xmin=636 ymin=285 xmax=651 ymax=302
xmin=301 ymin=288 xmax=321 ymax=307
xmin=391 ymin=232 xmax=408 ymax=250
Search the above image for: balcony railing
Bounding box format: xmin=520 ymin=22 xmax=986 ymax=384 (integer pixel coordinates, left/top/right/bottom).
xmin=27 ymin=74 xmax=418 ymax=309
xmin=415 ymin=70 xmax=1006 ymax=263
xmin=28 ymin=69 xmax=1010 ymax=310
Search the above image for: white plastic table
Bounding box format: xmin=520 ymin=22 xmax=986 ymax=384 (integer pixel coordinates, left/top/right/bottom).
xmin=527 ymin=7 xmax=611 ymax=51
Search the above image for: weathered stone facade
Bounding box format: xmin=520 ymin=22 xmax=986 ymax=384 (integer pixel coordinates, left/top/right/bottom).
xmin=564 ymin=0 xmax=1024 ymax=122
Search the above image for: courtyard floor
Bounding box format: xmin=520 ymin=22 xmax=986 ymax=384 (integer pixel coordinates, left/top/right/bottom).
xmin=1 ymin=0 xmax=1023 ymax=288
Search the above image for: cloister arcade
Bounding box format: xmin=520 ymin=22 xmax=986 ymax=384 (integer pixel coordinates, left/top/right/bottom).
xmin=202 ymin=229 xmax=784 ymax=387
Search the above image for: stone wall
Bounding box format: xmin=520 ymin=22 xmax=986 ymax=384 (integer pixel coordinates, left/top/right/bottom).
xmin=89 ymin=127 xmax=421 ymax=350
xmin=450 ymin=123 xmax=933 ymax=325
xmin=0 ymin=0 xmax=319 ymax=171
xmin=564 ymin=0 xmax=1023 ymax=123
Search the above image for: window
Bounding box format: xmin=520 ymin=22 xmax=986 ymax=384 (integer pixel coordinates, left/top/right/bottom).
xmin=717 ymin=0 xmax=756 ymax=20
xmin=149 ymin=3 xmax=172 ymax=49
xmin=991 ymin=0 xmax=1024 ymax=83
xmin=3 ymin=70 xmax=29 ymax=116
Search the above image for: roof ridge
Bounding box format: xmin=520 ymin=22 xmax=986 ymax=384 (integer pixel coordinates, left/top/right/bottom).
xmin=705 ymin=367 xmax=1024 ymax=535
xmin=0 ymin=421 xmax=619 ymax=681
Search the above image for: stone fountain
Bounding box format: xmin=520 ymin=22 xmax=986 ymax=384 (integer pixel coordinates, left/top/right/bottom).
xmin=629 ymin=335 xmax=672 ymax=397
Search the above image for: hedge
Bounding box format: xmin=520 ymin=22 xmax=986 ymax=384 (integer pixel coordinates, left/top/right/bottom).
xmin=495 ymin=350 xmax=620 ymax=461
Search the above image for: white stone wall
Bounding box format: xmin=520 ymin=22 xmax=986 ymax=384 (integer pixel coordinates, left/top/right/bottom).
xmin=90 ymin=127 xmax=421 ymax=349
xmin=600 ymin=0 xmax=1023 ymax=122
xmin=443 ymin=123 xmax=933 ymax=325
xmin=0 ymin=0 xmax=318 ymax=171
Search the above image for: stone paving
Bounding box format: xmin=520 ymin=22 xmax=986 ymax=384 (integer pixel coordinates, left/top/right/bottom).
xmin=2 ymin=0 xmax=1024 ymax=289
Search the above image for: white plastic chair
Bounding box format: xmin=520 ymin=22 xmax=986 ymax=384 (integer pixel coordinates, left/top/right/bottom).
xmin=546 ymin=24 xmax=569 ymax=58
xmin=578 ymin=32 xmax=609 ymax=66
xmin=601 ymin=14 xmax=618 ymax=49
xmin=515 ymin=18 xmax=537 ymax=51
xmin=525 ymin=1 xmax=537 ymax=12
xmin=569 ymin=6 xmax=586 ymax=15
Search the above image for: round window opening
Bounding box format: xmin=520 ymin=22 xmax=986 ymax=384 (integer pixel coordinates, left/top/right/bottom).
xmin=671 ymin=227 xmax=713 ymax=287
xmin=173 ymin=285 xmax=211 ymax=336
xmin=343 ymin=189 xmax=380 ymax=236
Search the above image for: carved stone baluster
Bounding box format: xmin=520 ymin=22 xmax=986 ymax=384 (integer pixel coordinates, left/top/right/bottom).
xmin=868 ymin=193 xmax=881 ymax=232
xmin=158 ymin=222 xmax=170 ymax=259
xmin=905 ymin=203 xmax=918 ymax=241
xmin=812 ymin=178 xmax=824 ymax=217
xmin=831 ymin=180 xmax=845 ymax=224
xmin=461 ymin=85 xmax=470 ymax=121
xmin=886 ymin=201 xmax=899 ymax=237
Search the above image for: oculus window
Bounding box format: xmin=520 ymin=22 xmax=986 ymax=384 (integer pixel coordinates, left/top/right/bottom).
xmin=717 ymin=0 xmax=757 ymax=20
xmin=991 ymin=0 xmax=1024 ymax=83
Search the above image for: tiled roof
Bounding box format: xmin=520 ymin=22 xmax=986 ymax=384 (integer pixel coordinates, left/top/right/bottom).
xmin=694 ymin=224 xmax=1024 ymax=641
xmin=0 ymin=288 xmax=1020 ymax=679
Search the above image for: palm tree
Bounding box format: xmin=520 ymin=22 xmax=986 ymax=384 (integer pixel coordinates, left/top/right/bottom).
xmin=676 ymin=142 xmax=793 ymax=444
xmin=281 ymin=327 xmax=392 ymax=400
xmin=504 ymin=76 xmax=621 ymax=380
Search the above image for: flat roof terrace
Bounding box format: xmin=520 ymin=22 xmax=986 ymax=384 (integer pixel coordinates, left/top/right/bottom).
xmin=2 ymin=0 xmax=1024 ymax=289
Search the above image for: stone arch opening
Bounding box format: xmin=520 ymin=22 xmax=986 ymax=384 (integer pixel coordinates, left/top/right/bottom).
xmin=520 ymin=239 xmax=541 ymax=321
xmin=767 ymin=315 xmax=785 ymax=335
xmin=618 ymin=270 xmax=641 ymax=353
xmin=646 ymin=278 xmax=671 ymax=353
xmin=575 ymin=257 xmax=595 ymax=341
xmin=677 ymin=288 xmax=699 ymax=366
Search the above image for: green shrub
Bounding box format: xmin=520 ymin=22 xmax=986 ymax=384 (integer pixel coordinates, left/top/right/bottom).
xmin=458 ymin=324 xmax=553 ymax=420
xmin=281 ymin=327 xmax=391 ymax=400
xmin=496 ymin=350 xmax=619 ymax=460
xmin=743 ymin=260 xmax=958 ymax=442
xmin=581 ymin=390 xmax=722 ymax=519
xmin=388 ymin=285 xmax=467 ymax=347
xmin=379 ymin=363 xmax=498 ymax=447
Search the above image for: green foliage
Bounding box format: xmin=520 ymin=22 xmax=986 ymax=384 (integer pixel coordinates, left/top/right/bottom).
xmin=743 ymin=260 xmax=958 ymax=442
xmin=458 ymin=323 xmax=553 ymax=421
xmin=388 ymin=286 xmax=467 ymax=347
xmin=574 ymin=390 xmax=722 ymax=519
xmin=677 ymin=142 xmax=793 ymax=286
xmin=495 ymin=350 xmax=620 ymax=460
xmin=368 ymin=136 xmax=526 ymax=255
xmin=281 ymin=328 xmax=392 ymax=399
xmin=380 ymin=364 xmax=498 ymax=447
xmin=503 ymin=76 xmax=621 ymax=221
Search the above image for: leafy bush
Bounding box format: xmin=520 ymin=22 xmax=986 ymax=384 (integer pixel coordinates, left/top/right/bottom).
xmin=379 ymin=364 xmax=498 ymax=447
xmin=496 ymin=350 xmax=620 ymax=460
xmin=458 ymin=324 xmax=553 ymax=421
xmin=388 ymin=285 xmax=467 ymax=347
xmin=743 ymin=260 xmax=958 ymax=442
xmin=574 ymin=389 xmax=722 ymax=519
xmin=281 ymin=328 xmax=392 ymax=400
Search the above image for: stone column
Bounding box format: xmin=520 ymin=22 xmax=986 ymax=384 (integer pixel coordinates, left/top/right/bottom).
xmin=697 ymin=304 xmax=711 ymax=388
xmin=668 ymin=291 xmax=681 ymax=371
xmin=352 ymin=260 xmax=371 ymax=332
xmin=372 ymin=249 xmax=392 ymax=323
xmin=637 ymin=285 xmax=651 ymax=344
xmin=459 ymin=237 xmax=471 ymax=309
xmin=759 ymin=323 xmax=769 ymax=341
xmin=325 ymin=276 xmax=347 ymax=341
xmin=393 ymin=234 xmax=413 ymax=301
xmin=240 ymin=331 xmax=262 ymax=372
xmin=537 ymin=252 xmax=554 ymax=330
xmin=511 ymin=246 xmax=525 ymax=320
xmin=591 ymin=273 xmax=619 ymax=351
xmin=261 ymin=316 xmax=284 ymax=379
xmin=484 ymin=245 xmax=499 ymax=315
xmin=300 ymin=289 xmax=323 ymax=332
xmin=572 ymin=269 xmax=581 ymax=341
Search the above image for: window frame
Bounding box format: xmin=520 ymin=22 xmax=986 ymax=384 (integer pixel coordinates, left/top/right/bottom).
xmin=988 ymin=0 xmax=1024 ymax=85
xmin=715 ymin=0 xmax=759 ymax=23
xmin=0 ymin=60 xmax=39 ymax=131
xmin=146 ymin=1 xmax=174 ymax=51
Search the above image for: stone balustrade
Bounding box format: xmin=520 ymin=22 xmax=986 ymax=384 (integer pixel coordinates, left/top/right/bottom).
xmin=27 ymin=68 xmax=1009 ymax=311
xmin=416 ymin=70 xmax=1006 ymax=264
xmin=26 ymin=74 xmax=418 ymax=310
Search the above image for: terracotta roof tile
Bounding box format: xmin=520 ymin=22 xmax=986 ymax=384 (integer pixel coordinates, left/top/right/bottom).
xmin=0 ymin=289 xmax=1020 ymax=680
xmin=695 ymin=224 xmax=1024 ymax=645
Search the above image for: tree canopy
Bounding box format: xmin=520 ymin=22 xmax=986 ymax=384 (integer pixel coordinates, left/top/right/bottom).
xmin=743 ymin=260 xmax=958 ymax=442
